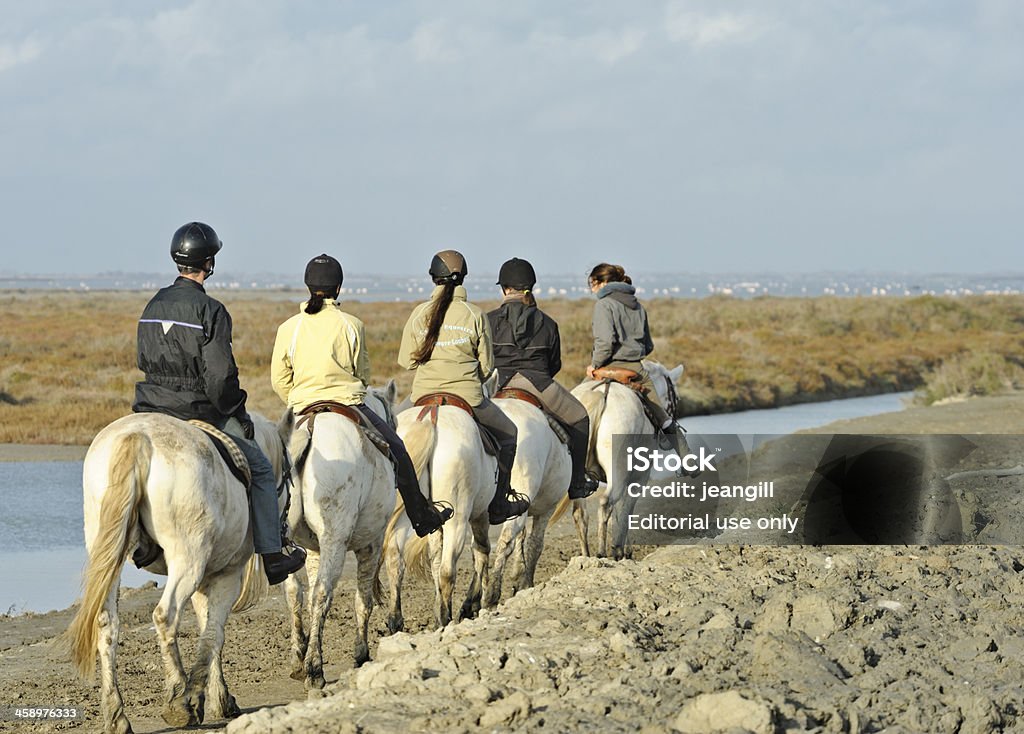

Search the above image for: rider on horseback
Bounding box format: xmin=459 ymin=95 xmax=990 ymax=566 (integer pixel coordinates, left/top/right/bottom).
xmin=398 ymin=250 xmax=530 ymax=525
xmin=585 ymin=263 xmax=684 ymax=445
xmin=487 ymin=258 xmax=599 ymax=500
xmin=132 ymin=222 xmax=306 ymax=585
xmin=270 ymin=254 xmax=454 ymax=537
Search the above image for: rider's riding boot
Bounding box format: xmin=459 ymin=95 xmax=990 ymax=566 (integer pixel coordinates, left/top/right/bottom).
xmin=488 ymin=471 xmax=530 ymax=525
xmin=262 ymin=545 xmax=307 ymax=586
xmin=567 ymin=426 xmax=599 ymax=499
xmin=410 ymin=501 xmax=455 ymax=537
xmin=568 ymin=473 xmax=600 ymax=500
xmin=132 ymin=531 xmax=162 ymax=568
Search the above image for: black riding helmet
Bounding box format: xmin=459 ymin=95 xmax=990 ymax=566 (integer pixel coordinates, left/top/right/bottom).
xmin=171 ymin=222 xmax=222 ymax=269
xmin=429 ymin=250 xmax=467 ymax=284
xmin=304 ymin=253 xmax=344 ymax=292
xmin=497 ymin=257 xmax=536 ymax=290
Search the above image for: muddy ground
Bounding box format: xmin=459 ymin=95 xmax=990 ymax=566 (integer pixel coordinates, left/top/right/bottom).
xmin=2 ymin=394 xmax=1024 ymax=733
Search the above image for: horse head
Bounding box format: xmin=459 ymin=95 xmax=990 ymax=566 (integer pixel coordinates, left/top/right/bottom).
xmin=366 ymin=379 xmax=399 ymax=428
xmin=643 ymin=359 xmax=684 ymax=418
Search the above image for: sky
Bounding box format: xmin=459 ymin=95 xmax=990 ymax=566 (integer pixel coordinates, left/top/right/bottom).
xmin=1 ymin=1 xmax=1022 ymax=278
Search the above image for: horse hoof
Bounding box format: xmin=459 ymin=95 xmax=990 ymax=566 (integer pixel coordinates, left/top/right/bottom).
xmin=306 ymin=673 xmax=326 ymax=690
xmin=290 ymin=667 xmax=306 ymax=681
xmin=386 ymin=617 xmax=404 ymax=635
xmin=161 ymin=702 xmax=197 ymax=728
xmin=225 ymin=696 xmax=243 ymax=719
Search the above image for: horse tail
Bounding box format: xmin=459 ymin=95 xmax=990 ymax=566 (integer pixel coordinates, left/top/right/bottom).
xmin=549 ymin=494 xmax=572 ymax=525
xmin=404 ymin=533 xmax=433 ymax=581
xmin=402 ymin=418 xmax=436 ymax=476
xmin=65 ymin=432 xmax=151 ymax=680
xmin=233 ymin=554 xmax=268 ymax=612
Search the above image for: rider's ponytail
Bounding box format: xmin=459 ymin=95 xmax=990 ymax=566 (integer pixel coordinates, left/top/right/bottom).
xmin=411 ymin=281 xmax=458 ymax=365
xmin=305 ymin=292 xmax=326 ymax=315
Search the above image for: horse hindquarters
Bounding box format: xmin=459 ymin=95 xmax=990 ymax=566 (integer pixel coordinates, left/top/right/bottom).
xmin=67 ymin=432 xmax=152 ymax=734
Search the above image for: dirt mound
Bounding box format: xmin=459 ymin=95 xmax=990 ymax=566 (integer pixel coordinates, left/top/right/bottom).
xmin=228 ymin=546 xmax=1024 ymax=734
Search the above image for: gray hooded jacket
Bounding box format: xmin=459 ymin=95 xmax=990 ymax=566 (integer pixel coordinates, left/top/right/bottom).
xmin=591 ymin=282 xmax=654 ymax=367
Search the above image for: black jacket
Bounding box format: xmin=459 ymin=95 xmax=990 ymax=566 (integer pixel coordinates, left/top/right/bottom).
xmin=132 ymin=277 xmax=249 ymax=426
xmin=487 ymin=297 xmax=562 ymax=391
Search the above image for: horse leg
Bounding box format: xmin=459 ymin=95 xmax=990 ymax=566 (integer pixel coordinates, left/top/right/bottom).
xmin=353 ymin=541 xmax=383 ymax=667
xmin=305 ymin=543 xmax=346 ymax=690
xmin=521 ymin=512 xmax=553 ymax=590
xmin=508 ymin=530 xmax=527 ymax=594
xmin=154 ymin=567 xmax=203 ymax=727
xmin=572 ymin=498 xmax=591 ymax=557
xmin=434 ymin=528 xmax=462 ymax=628
xmin=97 ymin=584 xmax=132 ymax=734
xmin=383 ymin=531 xmax=406 ymax=634
xmin=459 ymin=515 xmax=491 ymax=621
xmin=483 ymin=516 xmax=523 ymax=609
xmin=285 ymin=569 xmax=310 ymax=681
xmin=596 ymin=492 xmax=611 ymax=558
xmin=190 ymin=569 xmax=244 ymax=721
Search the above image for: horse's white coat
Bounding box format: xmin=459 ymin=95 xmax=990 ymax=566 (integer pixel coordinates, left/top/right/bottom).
xmin=569 ymin=360 xmax=685 ymax=559
xmin=67 ymin=412 xmax=286 ymax=733
xmin=383 ymin=404 xmax=496 ymax=630
xmin=483 ymin=397 xmax=572 ymax=608
xmin=280 ymin=383 xmax=398 ymax=687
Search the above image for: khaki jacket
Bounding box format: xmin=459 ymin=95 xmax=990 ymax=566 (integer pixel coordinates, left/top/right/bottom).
xmin=398 ymin=285 xmax=494 ymax=406
xmin=271 ymin=300 xmax=369 ymax=410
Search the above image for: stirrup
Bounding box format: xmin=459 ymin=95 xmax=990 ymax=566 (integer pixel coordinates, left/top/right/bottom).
xmin=568 ymin=474 xmax=600 ymax=500
xmin=489 ymin=489 xmax=530 ymax=525
xmin=413 ymin=501 xmax=454 ymax=537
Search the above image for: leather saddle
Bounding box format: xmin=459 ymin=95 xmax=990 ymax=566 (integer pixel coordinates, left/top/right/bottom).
xmin=188 ymin=419 xmax=252 ymax=489
xmin=295 ymin=400 xmax=391 ymax=458
xmin=493 ymin=387 xmax=570 ymax=446
xmin=592 ymin=366 xmax=648 ymax=393
xmin=413 ymin=392 xmax=500 ymax=457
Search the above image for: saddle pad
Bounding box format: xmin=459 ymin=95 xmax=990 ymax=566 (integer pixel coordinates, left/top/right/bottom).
xmin=413 ymin=393 xmax=499 ymax=458
xmin=188 ymin=420 xmax=252 ymax=488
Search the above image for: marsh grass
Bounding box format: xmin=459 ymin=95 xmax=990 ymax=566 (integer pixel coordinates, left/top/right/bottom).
xmin=2 ymin=290 xmax=1023 ymax=443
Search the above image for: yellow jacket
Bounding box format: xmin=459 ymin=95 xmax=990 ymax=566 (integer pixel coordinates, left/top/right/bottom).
xmin=398 ymin=285 xmax=494 ymax=406
xmin=271 ymin=300 xmax=369 ymax=410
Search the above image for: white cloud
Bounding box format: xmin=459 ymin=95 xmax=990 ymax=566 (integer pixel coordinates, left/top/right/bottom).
xmin=0 ymin=37 xmax=42 ymax=74
xmin=664 ymin=3 xmax=768 ymax=48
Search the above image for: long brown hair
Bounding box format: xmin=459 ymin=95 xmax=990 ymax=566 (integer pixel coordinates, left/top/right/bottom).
xmin=589 ymin=263 xmax=631 ymax=286
xmin=411 ymin=281 xmax=458 ymax=365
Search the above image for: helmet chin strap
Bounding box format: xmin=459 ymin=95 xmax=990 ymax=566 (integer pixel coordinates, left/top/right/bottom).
xmin=203 ymin=257 xmax=215 ymax=279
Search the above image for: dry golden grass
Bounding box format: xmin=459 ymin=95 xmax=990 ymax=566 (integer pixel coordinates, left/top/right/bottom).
xmin=2 ymin=289 xmax=1023 ymax=444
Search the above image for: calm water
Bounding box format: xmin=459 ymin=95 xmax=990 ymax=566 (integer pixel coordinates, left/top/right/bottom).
xmin=0 ymin=391 xmax=910 ymax=614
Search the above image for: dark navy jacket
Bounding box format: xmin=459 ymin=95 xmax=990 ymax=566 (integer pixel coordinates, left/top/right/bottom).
xmin=487 ymin=297 xmax=562 ymax=391
xmin=132 ymin=277 xmax=248 ymax=426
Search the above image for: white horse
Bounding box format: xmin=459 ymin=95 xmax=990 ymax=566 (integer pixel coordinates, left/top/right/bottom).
xmin=65 ymin=412 xmax=285 ymax=734
xmin=560 ymin=360 xmax=685 ymax=560
xmin=481 ymin=393 xmax=571 ymax=609
xmin=382 ymin=402 xmax=496 ymax=630
xmin=278 ymin=383 xmax=397 ymax=689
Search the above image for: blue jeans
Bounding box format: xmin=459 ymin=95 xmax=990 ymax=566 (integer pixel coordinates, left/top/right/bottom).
xmin=224 ymin=419 xmax=282 ymax=555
